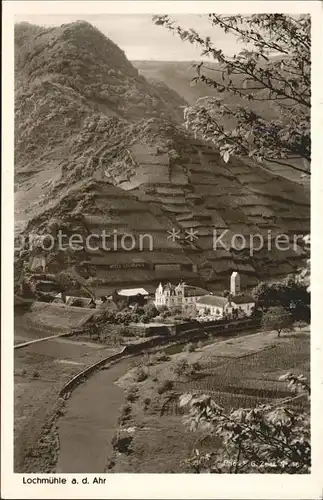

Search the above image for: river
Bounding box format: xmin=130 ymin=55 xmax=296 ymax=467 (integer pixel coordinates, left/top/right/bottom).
xmin=56 ymin=358 xmax=133 ymax=473
xmin=55 ymin=327 xmax=258 ymax=472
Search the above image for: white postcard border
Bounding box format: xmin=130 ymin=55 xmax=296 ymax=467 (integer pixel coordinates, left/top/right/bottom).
xmin=2 ymin=1 xmax=322 ymax=499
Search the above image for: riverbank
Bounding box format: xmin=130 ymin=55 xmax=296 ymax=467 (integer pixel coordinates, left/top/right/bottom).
xmin=14 ymin=333 xmax=118 ymax=472
xmin=56 ymin=358 xmax=134 ymax=473
xmin=55 ymin=327 xmax=309 ymax=473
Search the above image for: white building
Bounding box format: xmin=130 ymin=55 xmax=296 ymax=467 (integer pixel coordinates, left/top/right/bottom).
xmin=155 ymin=282 xmax=208 ymax=308
xmin=196 ymin=272 xmax=255 ymax=319
xmin=118 ymin=288 xmax=149 ymax=298
xmin=196 ymin=295 xmax=234 ymax=319
xmin=230 ymin=294 xmax=255 ymax=316
xmin=230 ymin=271 xmax=241 ymax=295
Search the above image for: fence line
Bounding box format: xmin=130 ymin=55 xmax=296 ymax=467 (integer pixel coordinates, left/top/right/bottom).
xmin=14 ymin=331 xmax=75 ymax=350
xmin=58 ymin=318 xmax=261 ymax=398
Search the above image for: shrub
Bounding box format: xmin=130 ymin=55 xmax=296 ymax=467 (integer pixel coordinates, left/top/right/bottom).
xmin=184 ymin=342 xmax=196 ymax=353
xmin=120 ymin=403 xmax=131 ymax=415
xmin=115 ymin=311 xmax=132 ymax=325
xmin=106 ymin=458 xmax=115 ymax=470
xmin=191 ymin=361 xmax=202 ymax=372
xmin=157 ymin=379 xmax=174 ymax=394
xmin=125 ymin=385 xmax=138 ymax=402
xmin=183 ymin=314 xmax=197 ymax=321
xmin=118 ymin=403 xmax=132 ymax=425
xmin=143 ymin=303 xmax=159 ymax=319
xmin=155 ymin=350 xmax=170 ymax=362
xmin=140 ymin=353 xmax=153 ymax=366
xmin=159 ymin=306 xmax=172 ymax=318
xmin=134 ymin=367 xmax=148 ymax=382
xmin=262 ymin=306 xmax=293 ymax=337
xmin=173 ymin=358 xmax=190 ymax=376
xmin=294 ymin=320 xmax=308 ymax=330
xmin=172 ymin=307 xmax=183 ymax=316
xmin=141 ymin=313 xmax=151 ymax=324
xmin=143 ymin=397 xmax=151 ymax=407
xmin=154 ymin=316 xmax=164 ymax=323
xmin=33 ymin=371 xmax=40 ymax=378
xmin=158 ymin=305 xmax=170 ymax=313
xmin=71 ymin=298 xmax=84 ymax=308
xmin=115 ymin=324 xmax=131 ymax=336
xmin=111 ymin=433 xmax=133 ymax=454
xmin=108 ymin=331 xmax=121 ymax=346
xmin=142 ymin=350 xmax=170 ymax=366
xmin=114 ymin=325 xmax=128 ymax=336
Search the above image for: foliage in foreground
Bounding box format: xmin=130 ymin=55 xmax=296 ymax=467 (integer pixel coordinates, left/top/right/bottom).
xmin=153 ymin=14 xmax=310 ymax=176
xmin=180 ymin=373 xmax=310 ymax=473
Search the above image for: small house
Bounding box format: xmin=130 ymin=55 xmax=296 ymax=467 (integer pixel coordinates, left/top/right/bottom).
xmin=230 ymin=293 xmax=255 ymax=316
xmin=196 ymin=272 xmax=255 ymax=319
xmin=116 ymin=287 xmax=149 ymax=307
xmin=196 ymin=295 xmax=234 ymax=319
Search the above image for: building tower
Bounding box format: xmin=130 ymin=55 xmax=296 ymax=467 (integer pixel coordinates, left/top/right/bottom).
xmin=155 ymin=283 xmax=164 ymax=306
xmin=230 ymin=271 xmax=240 ymax=296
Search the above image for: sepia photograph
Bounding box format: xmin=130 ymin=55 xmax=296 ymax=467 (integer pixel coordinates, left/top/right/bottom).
xmin=2 ymin=0 xmax=322 ymax=498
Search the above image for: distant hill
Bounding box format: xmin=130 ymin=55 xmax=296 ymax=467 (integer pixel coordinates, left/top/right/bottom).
xmin=133 ymin=60 xmax=310 ymax=183
xmin=132 ymin=60 xmax=283 ymax=114
xmin=133 ymin=60 xmax=235 ymax=105
xmin=15 ymin=21 xmax=310 ymax=295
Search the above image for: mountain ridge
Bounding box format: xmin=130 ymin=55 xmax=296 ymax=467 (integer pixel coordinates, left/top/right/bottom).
xmin=132 ymin=59 xmax=310 ymax=183
xmin=15 ymin=21 xmax=310 ymax=295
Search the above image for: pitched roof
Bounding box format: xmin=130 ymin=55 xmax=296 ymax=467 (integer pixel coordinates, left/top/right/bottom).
xmin=118 ymin=288 xmax=149 ymax=297
xmin=65 ymin=296 xmax=94 ymax=307
xmin=196 ymin=295 xmax=228 ymax=308
xmin=230 ymin=294 xmax=254 ymax=304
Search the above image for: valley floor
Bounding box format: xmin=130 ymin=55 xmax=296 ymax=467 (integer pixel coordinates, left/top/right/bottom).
xmin=53 ymin=327 xmax=309 ymax=473
xmin=14 ymin=309 xmax=118 ymax=473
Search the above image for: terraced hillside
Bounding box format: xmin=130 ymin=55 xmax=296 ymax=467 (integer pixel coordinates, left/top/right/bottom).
xmin=98 ymin=132 xmax=309 ymax=290
xmin=133 ymin=60 xmax=310 ymax=184
xmin=15 ymin=21 xmax=310 ymax=294
xmin=22 ymin=179 xmax=204 ymax=296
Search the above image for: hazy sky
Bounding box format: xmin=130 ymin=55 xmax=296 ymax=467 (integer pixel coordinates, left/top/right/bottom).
xmin=15 ymin=14 xmax=243 ymax=61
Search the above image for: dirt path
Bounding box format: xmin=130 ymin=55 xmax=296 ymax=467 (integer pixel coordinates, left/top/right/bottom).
xmin=56 ymin=359 xmax=133 ymax=473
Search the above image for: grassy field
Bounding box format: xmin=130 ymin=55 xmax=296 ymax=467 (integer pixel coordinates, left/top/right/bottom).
xmin=14 ymin=302 xmax=95 ymax=344
xmin=14 ymin=333 xmax=118 ymax=472
xmin=14 ymin=301 xmax=111 ymax=472
xmin=109 ymin=328 xmax=310 ymax=473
